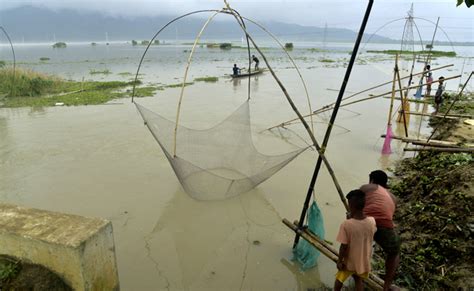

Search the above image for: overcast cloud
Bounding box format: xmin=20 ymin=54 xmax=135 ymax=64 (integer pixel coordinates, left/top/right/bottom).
xmin=1 ymin=0 xmax=473 ymax=41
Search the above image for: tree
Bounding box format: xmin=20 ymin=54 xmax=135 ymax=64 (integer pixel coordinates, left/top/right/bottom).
xmin=457 ymin=0 xmax=473 ymax=7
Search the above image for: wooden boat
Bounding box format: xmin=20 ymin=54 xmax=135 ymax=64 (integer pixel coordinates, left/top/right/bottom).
xmin=231 ymin=69 xmax=263 ymax=78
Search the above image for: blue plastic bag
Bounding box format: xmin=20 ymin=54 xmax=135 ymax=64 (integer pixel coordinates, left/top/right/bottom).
xmin=292 ymin=201 xmax=325 ymax=271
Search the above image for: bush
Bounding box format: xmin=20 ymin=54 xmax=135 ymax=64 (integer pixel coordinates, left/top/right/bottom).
xmin=141 ymin=40 xmax=150 ymax=45
xmin=52 ymin=42 xmax=67 ymax=49
xmin=153 ymin=40 xmax=160 ymax=45
xmin=219 ymin=43 xmax=232 ymax=50
xmin=39 ymin=57 xmax=50 ymax=61
xmin=285 ymin=43 xmax=294 ymax=50
xmin=131 ymin=40 xmax=138 ymax=46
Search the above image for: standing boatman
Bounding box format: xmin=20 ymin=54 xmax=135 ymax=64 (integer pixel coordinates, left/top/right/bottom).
xmin=252 ymin=55 xmax=260 ymax=70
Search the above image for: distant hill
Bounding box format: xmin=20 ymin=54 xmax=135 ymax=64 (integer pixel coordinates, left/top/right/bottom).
xmin=0 ymin=6 xmax=394 ymax=43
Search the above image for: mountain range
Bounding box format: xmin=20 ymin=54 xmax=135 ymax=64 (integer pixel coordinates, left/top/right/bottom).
xmin=0 ymin=6 xmax=393 ymax=43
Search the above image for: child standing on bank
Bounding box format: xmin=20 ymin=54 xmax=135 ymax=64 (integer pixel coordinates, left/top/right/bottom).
xmin=334 ymin=190 xmax=377 ymax=291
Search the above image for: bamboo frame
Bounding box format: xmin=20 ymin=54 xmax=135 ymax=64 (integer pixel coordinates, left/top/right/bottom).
xmin=223 ymin=1 xmax=349 ymax=211
xmin=404 ymin=147 xmax=474 ymax=153
xmin=131 ymin=8 xmax=318 ymax=157
xmin=381 ymin=134 xmax=473 ymax=148
xmin=267 ymin=73 xmax=460 ymax=131
xmin=173 ymin=11 xmax=223 ymax=156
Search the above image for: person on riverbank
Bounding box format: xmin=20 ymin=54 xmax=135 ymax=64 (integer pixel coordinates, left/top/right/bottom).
xmin=425 ymin=65 xmax=433 ymax=96
xmin=232 ymin=64 xmax=241 ymax=76
xmin=334 ymin=189 xmax=377 ymax=291
xmin=434 ymin=76 xmax=445 ymax=113
xmin=252 ymin=55 xmax=259 ymax=70
xmin=360 ymin=170 xmax=400 ymax=291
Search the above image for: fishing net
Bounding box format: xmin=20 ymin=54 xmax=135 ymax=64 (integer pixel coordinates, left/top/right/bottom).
xmin=292 ymin=201 xmax=325 ymax=270
xmin=135 ymin=101 xmax=307 ymax=200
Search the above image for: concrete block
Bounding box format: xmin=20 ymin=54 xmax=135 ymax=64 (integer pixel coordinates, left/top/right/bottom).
xmin=0 ymin=203 xmax=119 ymax=290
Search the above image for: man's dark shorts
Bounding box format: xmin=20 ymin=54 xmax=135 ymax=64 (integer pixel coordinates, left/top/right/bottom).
xmin=374 ymin=227 xmax=401 ymax=256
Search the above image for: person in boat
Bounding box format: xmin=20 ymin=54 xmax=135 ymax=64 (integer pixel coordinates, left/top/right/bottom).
xmin=425 ymin=64 xmax=433 ymax=96
xmin=360 ymin=170 xmax=400 ymax=291
xmin=434 ymin=76 xmax=445 ymax=113
xmin=334 ymin=189 xmax=376 ymax=291
xmin=252 ymin=55 xmax=260 ymax=70
xmin=232 ymin=64 xmax=241 ymax=76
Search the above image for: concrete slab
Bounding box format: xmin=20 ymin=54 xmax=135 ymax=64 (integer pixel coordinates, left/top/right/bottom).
xmin=0 ymin=203 xmax=119 ymax=290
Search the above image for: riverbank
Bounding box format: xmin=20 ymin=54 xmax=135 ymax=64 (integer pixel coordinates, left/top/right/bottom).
xmin=375 ymin=92 xmax=473 ymax=289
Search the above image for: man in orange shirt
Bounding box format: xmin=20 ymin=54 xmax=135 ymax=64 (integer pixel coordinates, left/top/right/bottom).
xmin=360 ymin=170 xmax=400 ymax=291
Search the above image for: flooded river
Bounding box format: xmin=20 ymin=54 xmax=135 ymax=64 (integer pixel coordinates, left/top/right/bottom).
xmin=0 ymin=41 xmax=471 ymax=290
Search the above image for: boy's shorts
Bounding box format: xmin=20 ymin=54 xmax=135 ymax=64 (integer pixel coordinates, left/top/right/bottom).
xmin=336 ymin=270 xmax=369 ymax=283
xmin=374 ymin=227 xmax=401 ymax=255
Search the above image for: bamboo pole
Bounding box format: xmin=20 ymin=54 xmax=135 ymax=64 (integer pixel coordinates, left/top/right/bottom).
xmin=380 ymin=134 xmax=474 ymax=148
xmin=403 ymin=111 xmax=472 ymax=119
xmin=394 ymin=57 xmax=409 ymax=137
xmin=404 ymin=147 xmax=474 ymax=153
xmin=173 ymin=11 xmax=222 ymax=157
xmin=222 ymin=3 xmax=349 ymax=211
xmin=283 ymin=219 xmax=384 ymax=291
xmin=293 ymin=0 xmax=373 ymax=248
xmin=315 ymin=64 xmax=453 ymax=114
xmin=266 ymin=74 xmax=461 ymax=131
xmin=386 ymin=54 xmax=398 ymax=126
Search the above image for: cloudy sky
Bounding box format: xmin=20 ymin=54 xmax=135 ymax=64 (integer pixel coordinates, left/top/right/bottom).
xmin=1 ymin=0 xmax=473 ymax=41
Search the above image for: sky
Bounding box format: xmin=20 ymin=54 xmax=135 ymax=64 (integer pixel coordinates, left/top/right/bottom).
xmin=1 ymin=0 xmax=473 ymax=42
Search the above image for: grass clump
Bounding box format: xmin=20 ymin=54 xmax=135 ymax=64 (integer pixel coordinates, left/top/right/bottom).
xmin=52 ymin=42 xmax=67 ymax=49
xmin=194 ymin=76 xmax=218 ymax=83
xmin=165 ymin=82 xmax=194 ymax=88
xmin=89 ymin=69 xmax=111 ymax=75
xmin=319 ymin=58 xmax=335 ymax=63
xmin=130 ymin=86 xmax=163 ymax=97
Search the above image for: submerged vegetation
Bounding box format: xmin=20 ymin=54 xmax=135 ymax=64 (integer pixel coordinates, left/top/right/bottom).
xmin=194 ymin=76 xmax=218 ymax=83
xmin=89 ymin=69 xmax=111 ymax=75
xmin=367 ymin=50 xmax=456 ymax=57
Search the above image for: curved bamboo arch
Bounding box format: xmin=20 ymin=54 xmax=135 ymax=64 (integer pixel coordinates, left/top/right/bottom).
xmin=173 ymin=11 xmax=224 ymax=156
xmin=0 ymin=26 xmax=16 ymax=97
xmin=131 ymin=9 xmax=316 ymax=156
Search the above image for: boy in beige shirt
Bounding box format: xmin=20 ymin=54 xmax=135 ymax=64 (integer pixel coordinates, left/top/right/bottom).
xmin=334 ymin=189 xmax=377 ymax=291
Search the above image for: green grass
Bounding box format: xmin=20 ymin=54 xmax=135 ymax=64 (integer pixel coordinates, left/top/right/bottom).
xmin=194 ymin=76 xmax=218 ymax=83
xmin=0 ymin=68 xmax=156 ymax=108
xmin=89 ymin=69 xmax=111 ymax=75
xmin=117 ymin=72 xmax=132 ymax=76
xmin=366 ymin=50 xmax=456 ymax=57
xmin=319 ymin=58 xmax=335 ymax=63
xmin=165 ymin=82 xmax=194 ymax=88
xmin=130 ymin=86 xmax=164 ymax=97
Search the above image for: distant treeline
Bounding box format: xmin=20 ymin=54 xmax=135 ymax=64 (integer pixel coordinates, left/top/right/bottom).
xmin=366 ymin=50 xmax=456 ymax=57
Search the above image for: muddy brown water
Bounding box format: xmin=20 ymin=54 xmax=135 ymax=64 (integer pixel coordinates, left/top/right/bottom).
xmin=0 ymin=43 xmax=466 ymax=290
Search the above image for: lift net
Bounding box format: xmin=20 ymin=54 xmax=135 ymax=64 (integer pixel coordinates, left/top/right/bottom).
xmin=136 ymin=101 xmax=307 ymax=200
